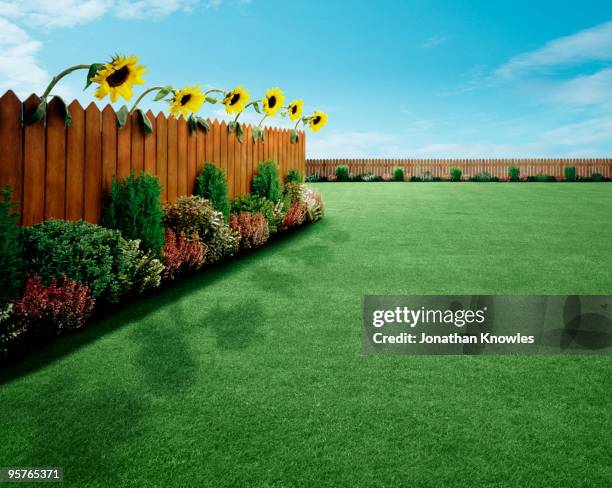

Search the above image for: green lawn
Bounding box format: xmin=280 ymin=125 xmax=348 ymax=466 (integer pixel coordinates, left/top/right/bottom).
xmin=2 ymin=182 xmax=612 ymax=487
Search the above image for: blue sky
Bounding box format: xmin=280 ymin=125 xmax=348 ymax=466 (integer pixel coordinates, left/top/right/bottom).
xmin=2 ymin=0 xmax=612 ymax=157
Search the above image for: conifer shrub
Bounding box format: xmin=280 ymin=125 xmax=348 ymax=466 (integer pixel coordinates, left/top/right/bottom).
xmin=393 ymin=167 xmax=405 ymax=182
xmin=450 ymin=167 xmax=462 ymax=181
xmin=564 ymin=166 xmax=576 ymax=182
xmin=102 ymin=172 xmax=165 ymax=256
xmin=195 ymin=163 xmax=230 ymax=220
xmin=252 ymin=161 xmax=283 ymax=202
xmin=509 ymin=166 xmax=520 ymax=182
xmin=335 ymin=165 xmax=349 ymax=182
xmin=285 ymin=169 xmax=304 ymax=184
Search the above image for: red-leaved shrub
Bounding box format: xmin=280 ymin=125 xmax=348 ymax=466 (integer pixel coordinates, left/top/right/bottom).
xmin=281 ymin=202 xmax=308 ymax=230
xmin=12 ymin=274 xmax=96 ymax=340
xmin=162 ymin=228 xmax=207 ymax=280
xmin=229 ymin=211 xmax=269 ymax=250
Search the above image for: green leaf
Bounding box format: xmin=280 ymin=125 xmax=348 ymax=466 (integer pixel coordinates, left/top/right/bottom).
xmin=117 ymin=105 xmax=129 ymax=128
xmin=205 ymin=96 xmax=217 ymax=104
xmin=301 ymin=116 xmax=310 ymax=124
xmin=55 ymin=96 xmax=72 ymax=127
xmin=153 ymin=85 xmax=174 ymax=101
xmin=84 ymin=63 xmax=103 ymax=90
xmin=188 ymin=114 xmax=197 ymax=134
xmin=137 ymin=109 xmax=153 ymax=135
xmin=290 ymin=129 xmax=299 ymax=144
xmin=24 ymin=101 xmax=47 ymax=125
xmin=252 ymin=102 xmax=261 ymax=114
xmin=196 ymin=117 xmax=210 ymax=132
xmin=236 ymin=122 xmax=243 ymax=144
xmin=228 ymin=120 xmax=236 ymax=133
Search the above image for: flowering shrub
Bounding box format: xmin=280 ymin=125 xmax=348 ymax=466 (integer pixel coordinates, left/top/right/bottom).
xmin=284 ymin=182 xmax=303 ymax=204
xmin=164 ymin=196 xmax=239 ymax=263
xmin=231 ymin=194 xmax=287 ymax=234
xmin=162 ymin=229 xmax=207 ymax=280
xmin=21 ymin=220 xmax=162 ymax=303
xmin=300 ymin=187 xmax=325 ymax=223
xmin=281 ymin=202 xmax=308 ymax=230
xmin=229 ymin=212 xmax=269 ymax=250
xmin=13 ymin=275 xmax=95 ymax=340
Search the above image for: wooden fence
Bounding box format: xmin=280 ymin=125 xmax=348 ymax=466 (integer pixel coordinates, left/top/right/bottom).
xmin=0 ymin=90 xmax=306 ymax=226
xmin=306 ymin=158 xmax=612 ymax=180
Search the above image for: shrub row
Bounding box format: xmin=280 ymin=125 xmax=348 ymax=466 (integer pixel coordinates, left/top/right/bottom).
xmin=305 ymin=165 xmax=610 ymax=183
xmin=0 ymin=162 xmax=323 ymax=362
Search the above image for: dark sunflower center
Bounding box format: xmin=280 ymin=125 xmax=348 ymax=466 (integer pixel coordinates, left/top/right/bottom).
xmin=107 ymin=66 xmax=130 ymax=87
xmin=180 ymin=94 xmax=191 ymax=106
xmin=230 ymin=93 xmax=240 ymax=105
xmin=268 ymin=96 xmax=277 ymax=109
xmin=313 ymin=116 xmax=321 ymax=125
xmin=291 ymin=105 xmax=297 ymax=114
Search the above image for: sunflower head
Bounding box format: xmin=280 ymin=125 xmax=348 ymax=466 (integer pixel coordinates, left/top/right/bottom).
xmin=308 ymin=111 xmax=328 ymax=132
xmin=287 ymin=99 xmax=304 ymax=121
xmin=169 ymin=85 xmax=205 ymax=119
xmin=222 ymin=86 xmax=250 ymax=114
xmin=91 ymin=54 xmax=147 ymax=103
xmin=262 ymin=87 xmax=285 ymax=117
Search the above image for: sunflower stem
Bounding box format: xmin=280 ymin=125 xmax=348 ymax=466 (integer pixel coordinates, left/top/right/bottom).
xmin=204 ymin=89 xmax=225 ymax=96
xmin=257 ymin=114 xmax=269 ymax=128
xmin=40 ymin=64 xmax=91 ymax=101
xmin=128 ymin=86 xmax=164 ymax=114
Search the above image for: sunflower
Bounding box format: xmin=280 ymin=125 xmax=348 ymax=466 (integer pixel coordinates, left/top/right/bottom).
xmin=91 ymin=55 xmax=147 ymax=103
xmin=308 ymin=111 xmax=328 ymax=132
xmin=169 ymin=85 xmax=206 ymax=119
xmin=222 ymin=86 xmax=250 ymax=114
xmin=287 ymin=99 xmax=304 ymax=121
xmin=262 ymin=87 xmax=285 ymax=117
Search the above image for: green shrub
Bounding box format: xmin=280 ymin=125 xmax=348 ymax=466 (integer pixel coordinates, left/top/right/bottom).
xmin=195 ymin=163 xmax=230 ymax=221
xmin=284 ymin=182 xmax=303 ymax=203
xmin=285 ymin=169 xmax=304 ymax=184
xmin=564 ymin=166 xmax=576 ymax=182
xmin=164 ymin=196 xmax=239 ymax=263
xmin=101 ymin=172 xmax=164 ymax=256
xmin=527 ymin=174 xmax=556 ymax=182
xmin=305 ymin=173 xmax=320 ymax=183
xmin=231 ymin=194 xmax=287 ymax=234
xmin=509 ymin=166 xmax=520 ymax=182
xmin=410 ymin=175 xmax=423 ymax=182
xmin=470 ymin=172 xmax=499 ymax=182
xmin=392 ymin=167 xmax=404 ymax=182
xmin=0 ymin=188 xmax=23 ymax=308
xmin=590 ymin=172 xmax=607 ymax=182
xmin=21 ymin=220 xmax=162 ymax=303
xmin=335 ymin=165 xmax=349 ymax=182
xmin=252 ymin=161 xmax=283 ymax=202
xmin=450 ymin=167 xmax=462 ymax=182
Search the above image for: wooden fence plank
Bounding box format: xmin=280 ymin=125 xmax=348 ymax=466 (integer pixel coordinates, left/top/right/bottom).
xmin=130 ymin=113 xmax=144 ymax=174
xmin=155 ymin=113 xmax=168 ymax=202
xmin=0 ymin=91 xmax=22 ymax=221
xmin=22 ymin=95 xmax=45 ymax=226
xmin=44 ymin=98 xmax=67 ymax=220
xmin=177 ymin=117 xmax=188 ymax=197
xmin=101 ymin=105 xmax=118 ymax=199
xmin=117 ymin=112 xmax=131 ymax=179
xmin=143 ymin=111 xmax=156 ymax=175
xmin=167 ymin=116 xmax=178 ymax=203
xmin=66 ymin=100 xmax=85 ymax=221
xmin=84 ymin=103 xmax=102 ymax=223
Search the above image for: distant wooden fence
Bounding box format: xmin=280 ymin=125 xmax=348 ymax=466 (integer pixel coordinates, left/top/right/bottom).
xmin=0 ymin=91 xmax=306 ymax=226
xmin=306 ymin=158 xmax=612 ymax=180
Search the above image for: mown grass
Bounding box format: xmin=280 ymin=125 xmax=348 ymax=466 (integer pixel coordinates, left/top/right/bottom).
xmin=1 ymin=182 xmax=612 ymax=487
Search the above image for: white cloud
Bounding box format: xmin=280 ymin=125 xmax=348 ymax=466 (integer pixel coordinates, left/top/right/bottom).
xmin=0 ymin=17 xmax=50 ymax=96
xmin=496 ymin=21 xmax=612 ymax=78
xmin=541 ymin=115 xmax=612 ymax=145
xmin=0 ymin=0 xmax=200 ymax=27
xmin=548 ymin=68 xmax=612 ymax=107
